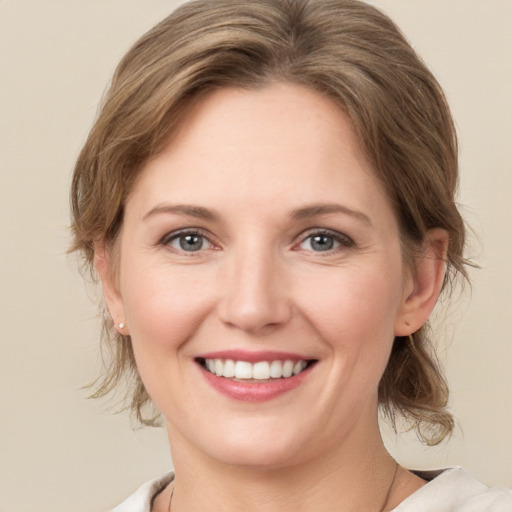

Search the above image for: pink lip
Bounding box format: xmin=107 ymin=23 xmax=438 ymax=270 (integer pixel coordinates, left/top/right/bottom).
xmin=197 ymin=357 xmax=315 ymax=403
xmin=197 ymin=349 xmax=309 ymax=363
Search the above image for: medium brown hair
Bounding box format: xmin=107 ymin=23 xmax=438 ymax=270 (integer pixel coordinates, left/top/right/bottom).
xmin=71 ymin=0 xmax=469 ymax=444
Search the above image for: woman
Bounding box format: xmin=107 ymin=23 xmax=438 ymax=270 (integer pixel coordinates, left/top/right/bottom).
xmin=70 ymin=0 xmax=512 ymax=510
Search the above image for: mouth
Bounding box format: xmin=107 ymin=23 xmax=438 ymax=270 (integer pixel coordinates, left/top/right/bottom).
xmin=195 ymin=350 xmax=318 ymax=401
xmin=196 ymin=357 xmax=316 ymax=381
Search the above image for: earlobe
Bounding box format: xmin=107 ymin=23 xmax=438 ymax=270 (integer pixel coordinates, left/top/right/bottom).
xmin=394 ymin=228 xmax=449 ymax=336
xmin=94 ymin=240 xmax=127 ymax=334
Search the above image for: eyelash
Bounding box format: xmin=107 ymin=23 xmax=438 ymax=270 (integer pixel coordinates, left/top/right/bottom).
xmin=159 ymin=228 xmax=355 ymax=255
xmin=295 ymin=229 xmax=355 ymax=254
xmin=160 ymin=228 xmax=216 ymax=254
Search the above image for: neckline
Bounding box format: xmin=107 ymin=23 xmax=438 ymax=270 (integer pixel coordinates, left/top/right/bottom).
xmin=150 ymin=468 xmax=457 ymax=512
xmin=390 ymin=467 xmax=469 ymax=511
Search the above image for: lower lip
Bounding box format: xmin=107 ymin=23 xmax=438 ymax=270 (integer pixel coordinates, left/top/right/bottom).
xmin=199 ymin=364 xmax=313 ymax=402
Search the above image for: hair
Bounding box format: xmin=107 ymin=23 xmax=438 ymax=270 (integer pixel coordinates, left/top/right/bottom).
xmin=71 ymin=0 xmax=470 ymax=444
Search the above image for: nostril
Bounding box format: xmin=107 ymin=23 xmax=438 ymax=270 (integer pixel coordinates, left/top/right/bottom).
xmin=218 ymin=295 xmax=292 ymax=334
xmin=216 ymin=266 xmax=292 ymax=333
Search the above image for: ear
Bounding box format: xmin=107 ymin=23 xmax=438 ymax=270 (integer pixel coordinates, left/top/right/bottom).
xmin=394 ymin=228 xmax=449 ymax=336
xmin=94 ymin=239 xmax=128 ymax=335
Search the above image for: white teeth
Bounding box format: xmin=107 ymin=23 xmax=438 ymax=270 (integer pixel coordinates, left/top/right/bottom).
xmin=203 ymin=358 xmax=310 ymax=380
xmin=252 ymin=361 xmax=270 ymax=380
xmin=269 ymin=360 xmax=283 ymax=378
xmin=234 ymin=361 xmax=253 ymax=379
xmin=282 ymin=360 xmax=294 ymax=378
xmin=293 ymin=360 xmax=307 ymax=375
xmin=222 ymin=359 xmax=235 ymax=378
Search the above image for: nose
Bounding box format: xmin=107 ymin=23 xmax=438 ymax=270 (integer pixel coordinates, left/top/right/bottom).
xmin=217 ymin=246 xmax=292 ymax=335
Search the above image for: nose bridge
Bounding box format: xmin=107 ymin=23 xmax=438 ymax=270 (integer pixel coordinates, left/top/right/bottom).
xmin=219 ymin=237 xmax=290 ymax=333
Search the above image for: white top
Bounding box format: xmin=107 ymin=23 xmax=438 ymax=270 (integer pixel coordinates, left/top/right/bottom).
xmin=110 ymin=467 xmax=512 ymax=511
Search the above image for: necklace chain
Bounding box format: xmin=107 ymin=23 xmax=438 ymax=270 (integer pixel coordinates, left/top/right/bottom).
xmin=168 ymin=462 xmax=399 ymax=512
xmin=167 ymin=486 xmax=174 ymax=512
xmin=379 ymin=461 xmax=399 ymax=512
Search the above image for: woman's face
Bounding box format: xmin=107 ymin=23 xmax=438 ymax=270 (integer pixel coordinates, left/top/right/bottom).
xmin=103 ymin=83 xmax=421 ymax=468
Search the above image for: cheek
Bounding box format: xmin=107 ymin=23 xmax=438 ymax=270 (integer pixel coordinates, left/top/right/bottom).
xmin=297 ymin=263 xmax=404 ymax=355
xmin=120 ymin=258 xmax=216 ymax=354
xmin=305 ymin=267 xmax=401 ymax=330
xmin=117 ymin=259 xmax=219 ymax=415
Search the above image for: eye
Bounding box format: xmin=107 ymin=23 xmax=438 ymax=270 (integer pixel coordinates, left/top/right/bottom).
xmin=162 ymin=230 xmax=213 ymax=253
xmin=297 ymin=230 xmax=353 ymax=253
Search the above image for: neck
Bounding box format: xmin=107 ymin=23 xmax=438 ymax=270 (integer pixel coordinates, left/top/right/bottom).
xmin=165 ymin=411 xmax=398 ymax=512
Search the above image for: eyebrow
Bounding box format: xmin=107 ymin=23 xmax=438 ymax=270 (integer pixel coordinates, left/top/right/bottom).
xmin=290 ymin=203 xmax=372 ymax=225
xmin=142 ymin=202 xmax=372 ymax=225
xmin=143 ymin=204 xmax=219 ymax=221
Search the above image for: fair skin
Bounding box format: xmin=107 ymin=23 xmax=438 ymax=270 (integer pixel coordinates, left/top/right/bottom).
xmin=97 ymin=83 xmax=447 ymax=511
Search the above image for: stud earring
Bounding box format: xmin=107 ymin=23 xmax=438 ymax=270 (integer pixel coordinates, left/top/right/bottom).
xmin=118 ymin=322 xmax=125 ymax=329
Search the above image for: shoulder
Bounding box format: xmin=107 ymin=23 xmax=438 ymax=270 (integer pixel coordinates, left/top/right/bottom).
xmin=394 ymin=467 xmax=512 ymax=512
xmin=109 ymin=473 xmax=174 ymax=512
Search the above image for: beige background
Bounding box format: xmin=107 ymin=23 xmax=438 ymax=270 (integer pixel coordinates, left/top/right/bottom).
xmin=0 ymin=1 xmax=511 ymax=510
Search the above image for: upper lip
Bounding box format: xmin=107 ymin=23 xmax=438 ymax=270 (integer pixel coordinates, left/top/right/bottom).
xmin=196 ymin=349 xmax=314 ymax=363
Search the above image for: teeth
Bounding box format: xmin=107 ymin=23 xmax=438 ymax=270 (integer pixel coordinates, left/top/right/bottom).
xmin=293 ymin=360 xmax=307 ymax=375
xmin=203 ymin=358 xmax=310 ymax=380
xmin=253 ymin=362 xmax=270 ymax=380
xmin=222 ymin=359 xmax=236 ymax=378
xmin=214 ymin=359 xmax=223 ymax=377
xmin=234 ymin=361 xmax=253 ymax=379
xmin=283 ymin=360 xmax=294 ymax=378
xmin=269 ymin=360 xmax=283 ymax=378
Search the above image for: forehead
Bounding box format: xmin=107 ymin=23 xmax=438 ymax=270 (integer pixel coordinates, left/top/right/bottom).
xmin=127 ymin=83 xmax=394 ymax=229
xmin=163 ymin=83 xmax=367 ymax=170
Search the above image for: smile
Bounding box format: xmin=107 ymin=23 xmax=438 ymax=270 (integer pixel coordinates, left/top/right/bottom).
xmin=200 ymin=358 xmax=310 ymax=380
xmin=196 ymin=352 xmax=317 ymax=402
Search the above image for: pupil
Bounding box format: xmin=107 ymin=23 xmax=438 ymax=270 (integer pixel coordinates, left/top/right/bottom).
xmin=180 ymin=234 xmax=203 ymax=251
xmin=311 ymin=235 xmax=333 ymax=251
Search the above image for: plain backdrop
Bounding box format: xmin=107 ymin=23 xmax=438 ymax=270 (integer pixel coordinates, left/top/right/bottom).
xmin=0 ymin=1 xmax=511 ymax=510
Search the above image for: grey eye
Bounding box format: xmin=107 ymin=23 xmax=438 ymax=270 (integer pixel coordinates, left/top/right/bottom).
xmin=308 ymin=234 xmax=336 ymax=252
xmin=299 ymin=232 xmax=347 ymax=252
xmin=170 ymin=233 xmax=207 ymax=252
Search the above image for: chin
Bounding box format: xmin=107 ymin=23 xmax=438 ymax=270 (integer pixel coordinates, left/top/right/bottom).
xmin=189 ymin=416 xmax=321 ymax=470
xmin=212 ymin=439 xmax=307 ymax=470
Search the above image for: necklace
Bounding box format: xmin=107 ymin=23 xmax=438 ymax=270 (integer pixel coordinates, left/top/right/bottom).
xmin=167 ymin=486 xmax=174 ymax=512
xmin=168 ymin=462 xmax=399 ymax=511
xmin=379 ymin=461 xmax=399 ymax=512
